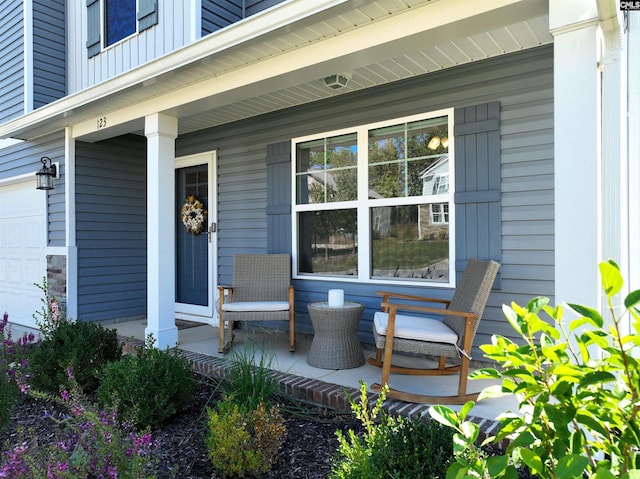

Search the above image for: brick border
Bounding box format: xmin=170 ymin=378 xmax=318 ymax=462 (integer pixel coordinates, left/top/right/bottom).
xmin=119 ymin=335 xmax=506 ymax=449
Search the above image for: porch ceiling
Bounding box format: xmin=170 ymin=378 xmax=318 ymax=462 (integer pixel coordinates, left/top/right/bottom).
xmin=2 ymin=0 xmax=551 ymax=142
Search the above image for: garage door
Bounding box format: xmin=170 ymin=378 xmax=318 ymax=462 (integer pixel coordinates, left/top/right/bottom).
xmin=0 ymin=178 xmax=47 ymax=329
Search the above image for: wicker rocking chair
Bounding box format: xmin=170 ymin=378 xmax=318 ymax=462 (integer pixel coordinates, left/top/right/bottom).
xmin=368 ymin=258 xmax=500 ymax=404
xmin=218 ymin=254 xmax=295 ymax=354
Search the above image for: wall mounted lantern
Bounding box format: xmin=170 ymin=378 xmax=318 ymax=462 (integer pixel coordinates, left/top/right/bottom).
xmin=35 ymin=157 xmax=57 ymax=190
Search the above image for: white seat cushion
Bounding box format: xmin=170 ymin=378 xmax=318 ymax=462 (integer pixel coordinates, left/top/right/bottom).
xmin=222 ymin=301 xmax=290 ymax=312
xmin=373 ymin=311 xmax=458 ymax=345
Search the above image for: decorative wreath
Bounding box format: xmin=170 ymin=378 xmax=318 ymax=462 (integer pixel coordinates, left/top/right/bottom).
xmin=181 ymin=195 xmax=207 ymax=234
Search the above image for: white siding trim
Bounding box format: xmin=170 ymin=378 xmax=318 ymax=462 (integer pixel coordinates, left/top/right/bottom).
xmin=23 ymin=0 xmax=33 ymax=113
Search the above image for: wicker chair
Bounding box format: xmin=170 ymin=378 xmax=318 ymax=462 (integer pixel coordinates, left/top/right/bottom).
xmin=218 ymin=254 xmax=295 ymax=354
xmin=368 ymin=258 xmax=500 ymax=404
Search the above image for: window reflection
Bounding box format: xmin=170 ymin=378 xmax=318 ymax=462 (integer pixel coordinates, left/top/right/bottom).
xmin=298 ymin=210 xmax=358 ymax=275
xmin=368 ymin=117 xmax=448 ymax=199
xmin=296 ymin=134 xmax=357 ymax=204
xmin=371 ymin=205 xmax=449 ymax=281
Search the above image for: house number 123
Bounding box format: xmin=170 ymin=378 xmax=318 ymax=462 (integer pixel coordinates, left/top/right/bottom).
xmin=97 ymin=117 xmax=107 ymax=129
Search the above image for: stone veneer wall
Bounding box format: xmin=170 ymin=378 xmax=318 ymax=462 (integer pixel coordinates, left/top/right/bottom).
xmin=46 ymin=255 xmax=67 ymax=316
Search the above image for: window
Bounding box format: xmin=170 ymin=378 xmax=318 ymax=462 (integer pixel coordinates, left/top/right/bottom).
xmin=293 ymin=110 xmax=454 ymax=285
xmin=87 ymin=0 xmax=158 ymax=57
xmin=105 ymin=0 xmax=136 ymax=46
xmin=430 ymin=203 xmax=449 ymax=224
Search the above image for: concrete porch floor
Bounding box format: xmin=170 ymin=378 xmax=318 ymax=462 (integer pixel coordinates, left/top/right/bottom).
xmin=107 ymin=318 xmax=517 ymax=432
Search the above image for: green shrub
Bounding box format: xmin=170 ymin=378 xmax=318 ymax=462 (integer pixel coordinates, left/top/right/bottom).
xmin=330 ymin=382 xmax=453 ymax=479
xmin=220 ymin=343 xmax=280 ymax=410
xmin=0 ymin=313 xmax=21 ymax=432
xmin=0 ymin=375 xmax=15 ymax=434
xmin=430 ymin=260 xmax=640 ymax=479
xmin=29 ymin=320 xmax=121 ymax=394
xmin=205 ymin=400 xmax=285 ymax=477
xmin=97 ymin=336 xmax=194 ymax=429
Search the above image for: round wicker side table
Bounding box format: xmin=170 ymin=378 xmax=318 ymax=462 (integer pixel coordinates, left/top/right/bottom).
xmin=307 ymin=301 xmax=365 ymax=369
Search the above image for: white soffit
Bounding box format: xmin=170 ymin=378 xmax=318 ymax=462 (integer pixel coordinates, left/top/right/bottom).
xmin=2 ymin=0 xmax=552 ymax=141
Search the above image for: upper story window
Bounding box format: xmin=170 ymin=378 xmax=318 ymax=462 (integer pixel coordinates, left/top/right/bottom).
xmin=105 ymin=0 xmax=137 ymax=46
xmin=292 ymin=110 xmax=454 ymax=286
xmin=87 ymin=0 xmax=158 ymax=57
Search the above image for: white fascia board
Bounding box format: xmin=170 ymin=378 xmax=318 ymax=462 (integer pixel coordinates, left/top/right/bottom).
xmin=0 ymin=0 xmax=348 ymax=140
xmin=1 ymin=0 xmax=533 ymax=141
xmin=71 ymin=0 xmax=539 ymax=139
xmin=549 ymin=0 xmax=599 ymax=34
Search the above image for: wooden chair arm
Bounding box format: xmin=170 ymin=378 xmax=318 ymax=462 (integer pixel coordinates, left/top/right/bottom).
xmin=382 ymin=301 xmax=477 ymax=321
xmin=376 ymin=291 xmax=450 ymax=312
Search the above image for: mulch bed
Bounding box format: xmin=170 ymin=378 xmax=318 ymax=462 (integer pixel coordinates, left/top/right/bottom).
xmin=1 ymin=373 xmax=363 ymax=479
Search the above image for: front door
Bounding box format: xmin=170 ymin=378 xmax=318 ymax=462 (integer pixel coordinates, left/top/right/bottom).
xmin=175 ymin=152 xmax=217 ymax=324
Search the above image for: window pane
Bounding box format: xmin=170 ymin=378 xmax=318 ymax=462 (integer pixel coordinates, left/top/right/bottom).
xmin=371 ymin=205 xmax=449 ymax=281
xmin=368 ymin=117 xmax=449 ymax=199
xmin=106 ymin=0 xmax=136 ymax=46
xmin=406 ymin=117 xmax=449 ymax=158
xmin=298 ymin=209 xmax=358 ymax=275
xmin=369 ymin=158 xmax=438 ymax=198
xmin=296 ymin=134 xmax=357 ymax=204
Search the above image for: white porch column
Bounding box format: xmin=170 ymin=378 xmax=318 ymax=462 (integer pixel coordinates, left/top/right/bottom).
xmin=145 ymin=113 xmax=178 ymax=349
xmin=629 ymin=13 xmax=640 ymax=293
xmin=64 ymin=126 xmax=78 ymax=321
xmin=550 ymin=1 xmax=601 ymax=308
xmin=597 ymin=1 xmax=628 ymax=322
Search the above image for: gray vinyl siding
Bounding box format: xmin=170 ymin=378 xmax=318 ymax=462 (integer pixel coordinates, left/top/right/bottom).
xmin=202 ymin=0 xmax=242 ymax=35
xmin=75 ymin=135 xmax=147 ymax=321
xmin=0 ymin=0 xmax=24 ymax=123
xmin=245 ymin=0 xmax=283 ymax=16
xmin=201 ymin=1 xmax=285 ymax=36
xmin=32 ymin=0 xmax=66 ymax=108
xmin=179 ymin=44 xmax=554 ymax=351
xmin=0 ymin=133 xmax=66 ymax=247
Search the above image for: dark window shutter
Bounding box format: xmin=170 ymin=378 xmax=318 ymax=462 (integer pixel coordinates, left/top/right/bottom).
xmin=86 ymin=0 xmax=101 ymax=58
xmin=266 ymin=141 xmax=292 ymax=254
xmin=454 ymin=102 xmax=501 ymax=287
xmin=138 ymin=0 xmax=158 ymax=31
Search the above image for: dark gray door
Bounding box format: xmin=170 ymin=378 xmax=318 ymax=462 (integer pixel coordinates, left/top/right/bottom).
xmin=176 ymin=164 xmax=209 ymax=306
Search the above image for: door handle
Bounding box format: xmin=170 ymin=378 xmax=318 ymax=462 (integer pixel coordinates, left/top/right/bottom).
xmin=208 ymin=222 xmax=216 ymax=243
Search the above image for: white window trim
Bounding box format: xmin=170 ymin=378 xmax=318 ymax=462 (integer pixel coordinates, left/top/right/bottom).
xmin=291 ymin=108 xmax=455 ymax=287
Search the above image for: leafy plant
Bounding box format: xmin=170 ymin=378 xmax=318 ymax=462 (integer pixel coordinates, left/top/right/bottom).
xmin=97 ymin=335 xmax=194 ymax=429
xmin=29 ymin=319 xmax=122 ymax=394
xmin=220 ymin=343 xmax=281 ymax=410
xmin=0 ymin=312 xmax=35 ymax=432
xmin=430 ymin=260 xmax=640 ymax=479
xmin=331 ymin=381 xmax=453 ymax=479
xmin=205 ymin=400 xmax=285 ymax=477
xmin=32 ymin=277 xmax=67 ymax=339
xmin=0 ymin=368 xmax=159 ymax=479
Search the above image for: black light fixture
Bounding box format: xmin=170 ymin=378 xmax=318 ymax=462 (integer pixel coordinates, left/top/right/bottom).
xmin=323 ymin=72 xmax=351 ymax=89
xmin=35 ymin=157 xmax=57 ymax=190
